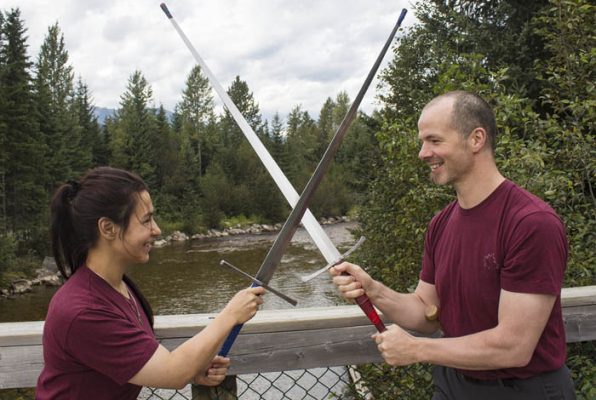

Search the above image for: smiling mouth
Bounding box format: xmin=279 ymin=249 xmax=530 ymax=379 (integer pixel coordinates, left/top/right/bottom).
xmin=429 ymin=162 xmax=443 ymax=171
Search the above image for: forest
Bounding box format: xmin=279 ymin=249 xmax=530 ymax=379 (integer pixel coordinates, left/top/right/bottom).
xmin=0 ymin=0 xmax=594 ymax=397
xmin=0 ymin=7 xmax=378 ymax=284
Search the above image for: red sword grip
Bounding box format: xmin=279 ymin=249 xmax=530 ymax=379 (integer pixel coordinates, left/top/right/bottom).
xmin=355 ymin=293 xmax=387 ymax=333
xmin=341 ymin=272 xmax=386 ymax=332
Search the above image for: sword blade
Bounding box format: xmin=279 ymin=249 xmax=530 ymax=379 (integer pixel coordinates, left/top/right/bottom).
xmin=255 ymin=8 xmax=407 ymax=284
xmin=160 ymin=2 xmax=341 ymax=265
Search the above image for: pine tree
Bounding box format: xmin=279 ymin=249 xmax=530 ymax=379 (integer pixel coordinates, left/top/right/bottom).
xmin=73 ymin=77 xmax=106 ymax=167
xmin=220 ymin=75 xmax=265 ymax=146
xmin=109 ymin=70 xmax=158 ymax=187
xmin=315 ymin=97 xmax=335 ymax=159
xmin=0 ymin=11 xmax=7 ymax=232
xmin=0 ymin=9 xmax=46 ymax=233
xmin=35 ymin=23 xmax=83 ymax=185
xmin=269 ymin=112 xmax=286 ymax=171
xmin=284 ymin=105 xmax=317 ymax=187
xmin=177 ymin=65 xmax=215 ymax=179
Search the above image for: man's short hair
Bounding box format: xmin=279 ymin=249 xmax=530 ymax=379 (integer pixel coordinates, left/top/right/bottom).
xmin=427 ymin=91 xmax=497 ymax=152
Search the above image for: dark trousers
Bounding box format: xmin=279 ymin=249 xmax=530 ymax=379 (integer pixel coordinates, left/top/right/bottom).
xmin=432 ymin=365 xmax=576 ymax=400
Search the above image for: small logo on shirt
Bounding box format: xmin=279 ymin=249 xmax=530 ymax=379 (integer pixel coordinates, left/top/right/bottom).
xmin=483 ymin=253 xmax=499 ymax=271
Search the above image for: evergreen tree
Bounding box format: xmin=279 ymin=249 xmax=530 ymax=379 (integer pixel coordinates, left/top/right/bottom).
xmin=379 ymin=0 xmax=549 ymax=123
xmin=0 ymin=9 xmax=46 ymax=233
xmin=315 ymin=97 xmax=335 ymax=159
xmin=35 ymin=23 xmax=83 ymax=186
xmin=73 ymin=77 xmax=106 ymax=167
xmin=0 ymin=11 xmax=7 ymax=232
xmin=284 ymin=105 xmax=317 ymax=188
xmin=177 ymin=65 xmax=215 ymax=179
xmin=109 ymin=70 xmax=158 ymax=187
xmin=220 ymin=75 xmax=265 ymax=146
xmin=205 ymin=76 xmax=281 ymax=222
xmin=269 ymin=112 xmax=286 ymax=170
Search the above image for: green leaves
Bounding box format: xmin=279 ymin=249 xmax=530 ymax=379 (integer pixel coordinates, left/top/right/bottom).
xmin=355 ymin=0 xmax=594 ymax=395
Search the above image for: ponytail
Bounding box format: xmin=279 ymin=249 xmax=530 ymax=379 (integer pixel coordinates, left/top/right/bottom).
xmin=50 ymin=181 xmax=87 ymax=279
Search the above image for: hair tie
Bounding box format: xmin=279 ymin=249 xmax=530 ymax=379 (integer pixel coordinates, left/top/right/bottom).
xmin=65 ymin=180 xmax=81 ymax=201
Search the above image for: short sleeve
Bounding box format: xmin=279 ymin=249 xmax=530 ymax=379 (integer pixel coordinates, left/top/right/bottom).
xmin=501 ymin=212 xmax=567 ymax=295
xmin=420 ymin=227 xmax=436 ymax=284
xmin=65 ymin=307 xmax=159 ymax=385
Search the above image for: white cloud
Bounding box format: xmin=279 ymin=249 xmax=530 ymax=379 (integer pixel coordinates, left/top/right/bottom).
xmin=3 ymin=0 xmax=415 ymax=120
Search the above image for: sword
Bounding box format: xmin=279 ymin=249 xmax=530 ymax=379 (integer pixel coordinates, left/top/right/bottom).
xmin=160 ymin=3 xmax=340 ymax=263
xmin=160 ymin=3 xmax=406 ymax=354
xmin=218 ymin=8 xmax=407 ymax=356
xmin=219 ymin=260 xmax=297 ymax=306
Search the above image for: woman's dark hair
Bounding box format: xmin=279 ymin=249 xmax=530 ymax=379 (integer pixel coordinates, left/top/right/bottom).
xmin=50 ymin=166 xmax=154 ymax=327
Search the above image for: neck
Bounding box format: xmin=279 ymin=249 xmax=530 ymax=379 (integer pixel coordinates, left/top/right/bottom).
xmin=86 ymin=244 xmax=128 ymax=295
xmin=454 ymin=156 xmax=505 ymax=209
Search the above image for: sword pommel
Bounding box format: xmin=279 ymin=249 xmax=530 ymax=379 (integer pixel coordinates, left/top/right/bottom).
xmin=160 ymin=3 xmax=173 ymax=19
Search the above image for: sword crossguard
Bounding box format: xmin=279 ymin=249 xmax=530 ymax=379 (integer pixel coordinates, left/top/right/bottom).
xmin=219 ymin=260 xmax=297 ymax=306
xmin=300 ymin=236 xmax=366 ymax=282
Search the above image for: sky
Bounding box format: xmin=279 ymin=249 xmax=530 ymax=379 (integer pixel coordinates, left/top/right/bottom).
xmin=4 ymin=0 xmax=415 ymax=121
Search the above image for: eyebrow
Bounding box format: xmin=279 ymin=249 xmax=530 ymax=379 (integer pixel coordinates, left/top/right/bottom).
xmin=419 ymin=133 xmax=441 ymax=140
xmin=140 ymin=209 xmax=155 ymax=219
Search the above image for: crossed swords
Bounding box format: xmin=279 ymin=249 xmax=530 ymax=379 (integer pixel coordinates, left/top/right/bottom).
xmin=161 ymin=3 xmax=407 ymax=356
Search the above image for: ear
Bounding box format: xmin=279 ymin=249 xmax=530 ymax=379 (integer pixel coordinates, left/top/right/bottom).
xmin=468 ymin=127 xmax=487 ymax=153
xmin=98 ymin=217 xmax=119 ymax=240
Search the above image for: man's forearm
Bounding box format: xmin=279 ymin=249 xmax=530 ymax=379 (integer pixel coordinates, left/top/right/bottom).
xmin=368 ymin=281 xmax=439 ymax=334
xmin=415 ymin=326 xmax=529 ymax=370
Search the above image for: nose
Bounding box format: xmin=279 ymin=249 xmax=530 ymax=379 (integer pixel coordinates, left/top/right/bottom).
xmin=151 ymin=220 xmax=161 ymax=236
xmin=418 ymin=141 xmax=431 ymax=160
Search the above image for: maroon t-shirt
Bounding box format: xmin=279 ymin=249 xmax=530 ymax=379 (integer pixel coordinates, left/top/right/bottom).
xmin=36 ymin=266 xmax=159 ymax=399
xmin=420 ymin=180 xmax=567 ymax=380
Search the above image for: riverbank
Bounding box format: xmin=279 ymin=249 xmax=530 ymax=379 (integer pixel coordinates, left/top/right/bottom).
xmin=1 ymin=216 xmax=353 ymax=299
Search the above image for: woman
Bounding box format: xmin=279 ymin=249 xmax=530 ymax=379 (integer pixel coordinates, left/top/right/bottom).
xmin=36 ymin=166 xmax=264 ymax=399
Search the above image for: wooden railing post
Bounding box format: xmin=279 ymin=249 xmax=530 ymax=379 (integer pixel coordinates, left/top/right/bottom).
xmin=191 ymin=376 xmax=237 ymax=399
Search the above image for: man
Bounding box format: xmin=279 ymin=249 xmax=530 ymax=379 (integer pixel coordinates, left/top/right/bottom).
xmin=330 ymin=91 xmax=576 ymax=399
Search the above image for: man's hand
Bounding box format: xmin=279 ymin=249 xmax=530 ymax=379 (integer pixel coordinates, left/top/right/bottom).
xmin=373 ymin=325 xmax=420 ymax=366
xmin=329 ymin=261 xmax=376 ymax=300
xmin=191 ymin=356 xmax=230 ymax=386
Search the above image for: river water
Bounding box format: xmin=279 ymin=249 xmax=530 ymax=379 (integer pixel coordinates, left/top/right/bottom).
xmin=0 ymin=222 xmax=359 ymax=323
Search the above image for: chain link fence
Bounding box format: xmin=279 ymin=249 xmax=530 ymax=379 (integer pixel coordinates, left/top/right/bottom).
xmin=0 ymin=364 xmax=421 ymax=400
xmin=0 ymin=366 xmax=357 ymax=400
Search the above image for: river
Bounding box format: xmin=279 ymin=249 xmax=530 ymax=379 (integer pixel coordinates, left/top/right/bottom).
xmin=0 ymin=222 xmax=359 ymax=323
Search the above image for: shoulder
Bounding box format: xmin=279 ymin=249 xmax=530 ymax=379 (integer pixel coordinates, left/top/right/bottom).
xmin=427 ymin=200 xmax=458 ymax=231
xmin=45 ymin=268 xmax=117 ymax=332
xmin=502 ymin=181 xmax=564 ymax=230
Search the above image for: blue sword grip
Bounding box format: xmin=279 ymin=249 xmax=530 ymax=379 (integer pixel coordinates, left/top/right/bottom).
xmin=219 ymin=322 xmax=244 ymax=356
xmin=218 ymin=282 xmax=260 ymax=356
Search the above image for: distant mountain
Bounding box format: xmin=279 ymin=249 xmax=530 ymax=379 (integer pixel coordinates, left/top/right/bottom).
xmin=94 ymin=107 xmax=117 ymax=125
xmin=93 ymin=107 xmax=174 ymax=125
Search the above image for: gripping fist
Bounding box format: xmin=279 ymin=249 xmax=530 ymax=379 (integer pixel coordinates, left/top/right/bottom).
xmin=329 ymin=261 xmax=374 ymax=300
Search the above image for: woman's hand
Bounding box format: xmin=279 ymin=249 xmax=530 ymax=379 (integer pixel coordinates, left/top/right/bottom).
xmin=223 ymin=286 xmax=265 ymax=324
xmin=192 ymin=355 xmax=230 ymax=386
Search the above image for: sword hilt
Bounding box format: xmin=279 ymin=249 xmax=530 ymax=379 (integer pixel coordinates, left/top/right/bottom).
xmin=341 ymin=272 xmax=386 ymax=333
xmin=219 ymin=281 xmax=260 ymax=356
